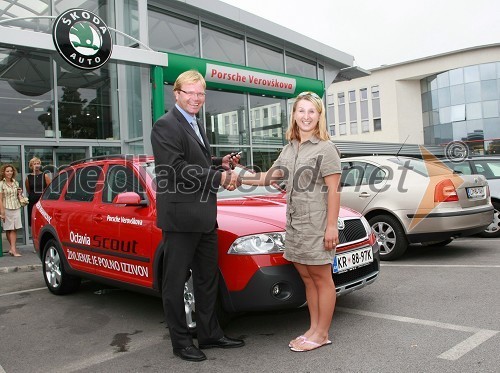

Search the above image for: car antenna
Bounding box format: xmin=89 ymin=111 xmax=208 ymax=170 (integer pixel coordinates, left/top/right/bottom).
xmin=395 ymin=135 xmax=410 ymax=159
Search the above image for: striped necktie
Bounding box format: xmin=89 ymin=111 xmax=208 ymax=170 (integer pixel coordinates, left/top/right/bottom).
xmin=190 ymin=120 xmax=205 ymax=145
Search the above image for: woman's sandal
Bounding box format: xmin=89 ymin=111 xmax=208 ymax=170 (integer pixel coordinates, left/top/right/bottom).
xmin=290 ymin=339 xmax=332 ymax=352
xmin=8 ymin=251 xmax=22 ymax=257
xmin=288 ymin=335 xmax=306 ymax=348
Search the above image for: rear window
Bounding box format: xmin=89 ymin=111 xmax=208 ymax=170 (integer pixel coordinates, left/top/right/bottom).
xmin=388 ymin=157 xmax=429 ymax=176
xmin=388 ymin=157 xmax=451 ymax=177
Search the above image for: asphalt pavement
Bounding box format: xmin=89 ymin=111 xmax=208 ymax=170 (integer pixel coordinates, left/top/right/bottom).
xmin=0 ymin=244 xmax=42 ymax=273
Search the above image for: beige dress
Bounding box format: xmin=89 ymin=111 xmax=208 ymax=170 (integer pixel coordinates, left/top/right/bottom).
xmin=271 ymin=137 xmax=341 ymax=265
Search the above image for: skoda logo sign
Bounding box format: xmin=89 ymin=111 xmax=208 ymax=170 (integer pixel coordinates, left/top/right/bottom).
xmin=52 ymin=9 xmax=112 ymax=70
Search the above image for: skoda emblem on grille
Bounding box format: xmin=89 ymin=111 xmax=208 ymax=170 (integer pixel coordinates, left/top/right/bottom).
xmin=337 ymin=218 xmax=345 ymax=230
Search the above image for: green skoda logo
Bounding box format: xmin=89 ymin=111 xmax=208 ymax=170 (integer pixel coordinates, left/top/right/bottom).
xmin=53 ymin=9 xmax=112 ymax=70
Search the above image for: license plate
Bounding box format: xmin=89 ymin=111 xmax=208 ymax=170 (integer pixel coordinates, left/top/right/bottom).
xmin=466 ymin=186 xmax=485 ymax=199
xmin=333 ymin=246 xmax=373 ymax=274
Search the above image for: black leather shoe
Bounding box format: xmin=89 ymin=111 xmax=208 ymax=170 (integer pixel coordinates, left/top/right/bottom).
xmin=199 ymin=336 xmax=245 ymax=349
xmin=173 ymin=345 xmax=207 ymax=362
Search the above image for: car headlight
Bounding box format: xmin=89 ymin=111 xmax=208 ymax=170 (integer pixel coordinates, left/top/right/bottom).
xmin=228 ymin=232 xmax=285 ymax=255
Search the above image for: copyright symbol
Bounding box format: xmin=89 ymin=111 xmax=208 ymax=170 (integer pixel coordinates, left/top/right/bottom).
xmin=445 ymin=141 xmax=468 ymax=163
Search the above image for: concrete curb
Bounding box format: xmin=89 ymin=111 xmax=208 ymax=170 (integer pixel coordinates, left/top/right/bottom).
xmin=0 ymin=264 xmax=42 ymax=274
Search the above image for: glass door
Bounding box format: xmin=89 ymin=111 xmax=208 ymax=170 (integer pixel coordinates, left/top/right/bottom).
xmin=54 ymin=147 xmax=88 ymax=171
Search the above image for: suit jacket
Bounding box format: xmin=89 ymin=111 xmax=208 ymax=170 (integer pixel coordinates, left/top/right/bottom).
xmin=151 ymin=107 xmax=223 ymax=232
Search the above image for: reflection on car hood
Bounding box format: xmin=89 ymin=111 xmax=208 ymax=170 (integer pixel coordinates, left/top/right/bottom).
xmin=217 ymin=193 xmax=361 ymax=230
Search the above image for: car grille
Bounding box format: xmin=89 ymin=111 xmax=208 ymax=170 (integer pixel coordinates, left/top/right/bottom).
xmin=339 ymin=218 xmax=367 ymax=244
xmin=333 ymin=260 xmax=379 ymax=288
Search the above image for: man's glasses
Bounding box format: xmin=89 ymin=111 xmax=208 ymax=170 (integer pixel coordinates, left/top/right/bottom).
xmin=178 ymin=89 xmax=206 ymax=98
xmin=297 ymin=91 xmax=321 ymax=100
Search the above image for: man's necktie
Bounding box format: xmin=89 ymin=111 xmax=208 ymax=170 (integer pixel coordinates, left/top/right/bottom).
xmin=190 ymin=120 xmax=205 ymax=145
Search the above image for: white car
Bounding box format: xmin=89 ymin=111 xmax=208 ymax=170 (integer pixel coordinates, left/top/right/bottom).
xmin=340 ymin=156 xmax=494 ymax=260
xmin=441 ymin=156 xmax=500 ymax=238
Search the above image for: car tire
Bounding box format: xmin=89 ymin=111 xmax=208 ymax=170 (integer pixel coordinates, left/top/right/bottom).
xmin=42 ymin=239 xmax=81 ymax=295
xmin=369 ymin=215 xmax=408 ymax=261
xmin=420 ymin=238 xmax=453 ymax=247
xmin=478 ymin=202 xmax=500 ymax=238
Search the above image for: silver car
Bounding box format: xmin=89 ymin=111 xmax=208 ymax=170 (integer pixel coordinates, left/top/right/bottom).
xmin=340 ymin=156 xmax=494 ymax=260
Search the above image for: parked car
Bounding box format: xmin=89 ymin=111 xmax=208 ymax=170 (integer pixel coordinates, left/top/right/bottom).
xmin=440 ymin=156 xmax=500 ymax=238
xmin=32 ymin=155 xmax=380 ymax=326
xmin=340 ymin=156 xmax=494 ymax=260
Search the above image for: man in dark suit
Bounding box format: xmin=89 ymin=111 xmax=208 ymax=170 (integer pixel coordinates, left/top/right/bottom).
xmin=151 ymin=70 xmax=243 ymax=362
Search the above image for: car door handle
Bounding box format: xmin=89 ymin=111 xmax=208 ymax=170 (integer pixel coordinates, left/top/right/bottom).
xmin=93 ymin=215 xmax=103 ymax=223
xmin=358 ymin=192 xmax=371 ymax=198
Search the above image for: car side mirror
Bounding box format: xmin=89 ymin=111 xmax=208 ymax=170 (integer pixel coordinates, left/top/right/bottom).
xmin=113 ymin=192 xmax=148 ymax=206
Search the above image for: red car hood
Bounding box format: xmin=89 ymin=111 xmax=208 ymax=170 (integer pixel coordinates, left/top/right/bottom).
xmin=217 ymin=193 xmax=360 ymax=231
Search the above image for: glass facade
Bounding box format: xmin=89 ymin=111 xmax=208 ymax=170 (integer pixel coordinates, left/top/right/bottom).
xmin=422 ymin=62 xmax=500 ymax=154
xmin=148 ymin=6 xmax=327 ymax=166
xmin=1 ymin=0 xmax=335 ymax=244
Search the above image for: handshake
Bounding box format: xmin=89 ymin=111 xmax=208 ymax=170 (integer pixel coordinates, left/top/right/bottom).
xmin=220 ymin=170 xmax=242 ymax=191
xmin=219 ymin=151 xmax=243 ymax=191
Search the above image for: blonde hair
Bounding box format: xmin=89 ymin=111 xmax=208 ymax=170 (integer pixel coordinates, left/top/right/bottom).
xmin=286 ymin=92 xmax=329 ymax=142
xmin=0 ymin=164 xmax=18 ymax=180
xmin=173 ymin=70 xmax=206 ymax=91
xmin=29 ymin=157 xmax=42 ymax=170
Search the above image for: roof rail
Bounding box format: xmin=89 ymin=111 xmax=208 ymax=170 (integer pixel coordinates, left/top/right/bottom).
xmin=69 ymin=154 xmax=151 ymax=166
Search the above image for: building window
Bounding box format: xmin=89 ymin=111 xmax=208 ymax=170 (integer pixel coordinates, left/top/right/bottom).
xmin=349 ymin=90 xmax=357 ymax=121
xmin=250 ymin=95 xmax=286 ymax=146
xmin=328 ymin=104 xmax=335 ymax=125
xmin=201 ymin=25 xmax=245 ymax=65
xmin=330 ymin=125 xmax=335 ymax=136
xmin=360 ymin=88 xmax=368 ymax=133
xmin=285 ymin=53 xmax=317 ymax=79
xmin=247 ymin=39 xmax=284 ymax=72
xmin=371 ymin=86 xmax=381 ymax=132
xmin=338 ymin=92 xmax=346 ymax=135
xmin=148 ymin=9 xmax=200 ymax=57
xmin=362 ymin=120 xmax=370 ymax=133
xmin=350 ymin=122 xmax=358 ymax=135
xmin=204 ymin=90 xmax=248 ymax=146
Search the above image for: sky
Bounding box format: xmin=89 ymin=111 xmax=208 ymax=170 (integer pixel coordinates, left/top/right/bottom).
xmin=219 ymin=0 xmax=500 ymax=69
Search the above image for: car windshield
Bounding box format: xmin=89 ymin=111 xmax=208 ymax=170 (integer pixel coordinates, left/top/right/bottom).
xmin=143 ymin=162 xmax=282 ymax=199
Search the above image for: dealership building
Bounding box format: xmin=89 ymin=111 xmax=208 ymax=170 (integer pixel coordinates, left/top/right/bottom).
xmin=0 ymin=0 xmax=358 ymax=244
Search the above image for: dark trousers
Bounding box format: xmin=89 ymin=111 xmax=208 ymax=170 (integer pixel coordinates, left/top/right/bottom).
xmin=161 ymin=229 xmax=224 ymax=349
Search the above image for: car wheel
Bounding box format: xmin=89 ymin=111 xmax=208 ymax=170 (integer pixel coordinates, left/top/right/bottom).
xmin=184 ymin=273 xmax=197 ymax=332
xmin=183 ymin=272 xmax=231 ymax=331
xmin=478 ymin=202 xmax=500 ymax=238
xmin=421 ymin=238 xmax=453 ymax=247
xmin=43 ymin=239 xmax=81 ymax=295
xmin=369 ymin=215 xmax=408 ymax=261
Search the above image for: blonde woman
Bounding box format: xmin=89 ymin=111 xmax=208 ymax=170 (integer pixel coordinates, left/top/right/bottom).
xmin=239 ymin=91 xmax=342 ymax=351
xmin=0 ymin=164 xmax=24 ymax=256
xmin=25 ymin=157 xmax=51 ymax=226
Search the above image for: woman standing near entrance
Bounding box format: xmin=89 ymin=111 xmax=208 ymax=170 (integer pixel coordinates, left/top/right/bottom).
xmin=0 ymin=164 xmax=24 ymax=257
xmin=25 ymin=157 xmax=51 ymax=227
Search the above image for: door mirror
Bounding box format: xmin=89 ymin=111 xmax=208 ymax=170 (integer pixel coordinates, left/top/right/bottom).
xmin=113 ymin=192 xmax=148 ymax=206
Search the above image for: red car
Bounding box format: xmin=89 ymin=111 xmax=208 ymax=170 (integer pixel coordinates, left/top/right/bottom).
xmin=32 ymin=155 xmax=380 ymax=324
